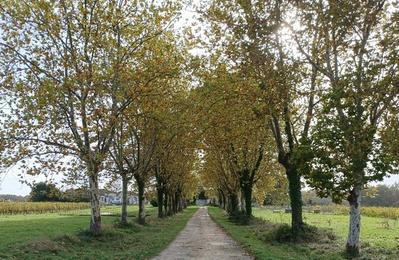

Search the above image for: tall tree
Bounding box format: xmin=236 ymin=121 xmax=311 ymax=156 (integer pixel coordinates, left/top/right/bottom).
xmin=295 ymin=1 xmax=399 ymax=255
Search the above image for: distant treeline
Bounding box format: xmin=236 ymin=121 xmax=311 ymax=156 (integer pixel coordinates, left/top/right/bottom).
xmin=263 ymin=183 xmax=399 ymax=208
xmin=1 ymin=182 xmax=90 ymax=203
xmin=0 ymin=194 xmax=28 ymax=202
xmin=29 ymin=182 xmax=91 ymax=203
xmin=302 ymin=183 xmax=399 ymax=207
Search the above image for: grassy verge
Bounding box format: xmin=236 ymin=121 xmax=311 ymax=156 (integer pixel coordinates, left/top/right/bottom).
xmin=254 ymin=208 xmax=399 ymax=249
xmin=0 ymin=205 xmax=198 ymax=259
xmin=208 ymin=207 xmax=399 ymax=260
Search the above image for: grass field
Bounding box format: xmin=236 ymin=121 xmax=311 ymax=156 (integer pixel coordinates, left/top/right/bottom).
xmin=0 ymin=205 xmax=198 ymax=259
xmin=209 ymin=207 xmax=399 ymax=260
xmin=253 ymin=208 xmax=399 ymax=249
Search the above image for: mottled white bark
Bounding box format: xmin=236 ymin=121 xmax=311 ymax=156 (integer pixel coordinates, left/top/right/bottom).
xmin=89 ymin=174 xmax=101 ymax=235
xmin=138 ymin=180 xmax=146 ymax=224
xmin=346 ymin=185 xmax=362 ymax=256
xmin=121 ymin=175 xmax=128 ymax=224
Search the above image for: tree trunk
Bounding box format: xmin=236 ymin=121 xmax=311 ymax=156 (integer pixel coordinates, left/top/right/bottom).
xmin=177 ymin=192 xmax=183 ymax=212
xmin=286 ymin=166 xmax=304 ymax=236
xmin=346 ymin=185 xmax=362 ymax=256
xmin=227 ymin=193 xmax=239 ymax=216
xmin=240 ymin=192 xmax=245 ymax=212
xmin=168 ymin=195 xmax=173 ymax=216
xmin=222 ymin=193 xmax=226 ymax=210
xmin=164 ymin=192 xmax=168 ymax=215
xmin=89 ymin=173 xmax=101 ymax=235
xmin=172 ymin=193 xmax=177 ymax=214
xmin=121 ymin=175 xmax=128 ymax=225
xmin=157 ymin=185 xmax=164 ymax=218
xmin=179 ymin=199 xmax=183 ymax=211
xmin=243 ymin=185 xmax=253 ymax=217
xmin=137 ymin=179 xmax=146 ymax=225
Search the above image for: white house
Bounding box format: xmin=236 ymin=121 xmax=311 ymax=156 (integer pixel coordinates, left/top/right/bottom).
xmin=99 ymin=192 xmax=139 ymax=205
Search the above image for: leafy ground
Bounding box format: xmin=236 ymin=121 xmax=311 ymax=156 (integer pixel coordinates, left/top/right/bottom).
xmin=0 ymin=205 xmax=198 ymax=259
xmin=209 ymin=207 xmax=399 ymax=260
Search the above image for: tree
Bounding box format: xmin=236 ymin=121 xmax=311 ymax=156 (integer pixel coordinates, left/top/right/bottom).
xmin=30 ymin=182 xmax=62 ymax=202
xmin=152 ymin=89 xmax=200 ymax=218
xmin=61 ymin=187 xmax=91 ymax=203
xmin=194 ymin=64 xmax=279 ymax=218
xmin=0 ymin=0 xmax=180 ymax=234
xmin=296 ymin=1 xmax=399 ymax=255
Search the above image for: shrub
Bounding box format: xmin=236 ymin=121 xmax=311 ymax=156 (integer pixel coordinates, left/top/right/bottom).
xmin=150 ymin=199 xmax=158 ymax=207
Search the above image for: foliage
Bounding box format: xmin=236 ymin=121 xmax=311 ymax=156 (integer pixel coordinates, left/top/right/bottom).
xmin=299 ymin=0 xmax=399 ymax=201
xmin=61 ymin=188 xmax=91 ymax=203
xmin=29 ymin=182 xmax=62 ymax=202
xmin=197 ymin=190 xmax=207 ymax=200
xmin=0 ymin=0 xmax=183 ymax=234
xmin=150 ymin=199 xmax=158 ymax=207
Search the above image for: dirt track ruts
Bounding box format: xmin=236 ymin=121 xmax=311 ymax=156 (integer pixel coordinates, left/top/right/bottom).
xmin=153 ymin=207 xmax=253 ymax=260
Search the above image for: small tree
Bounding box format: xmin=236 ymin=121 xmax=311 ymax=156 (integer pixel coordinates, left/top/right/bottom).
xmin=30 ymin=182 xmax=62 ymax=202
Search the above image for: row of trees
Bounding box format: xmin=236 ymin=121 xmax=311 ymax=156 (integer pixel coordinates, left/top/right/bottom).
xmin=0 ymin=0 xmax=398 ymax=257
xmin=195 ymin=0 xmax=399 ymax=256
xmin=194 ymin=66 xmax=284 ymax=218
xmin=0 ymin=0 xmax=198 ymax=234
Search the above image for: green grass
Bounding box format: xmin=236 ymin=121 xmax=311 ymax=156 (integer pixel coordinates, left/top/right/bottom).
xmin=253 ymin=208 xmax=399 ymax=249
xmin=0 ymin=205 xmax=198 ymax=259
xmin=209 ymin=207 xmax=399 ymax=260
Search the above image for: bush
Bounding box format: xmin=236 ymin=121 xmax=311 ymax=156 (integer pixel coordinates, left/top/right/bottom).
xmin=273 ymin=224 xmax=293 ymax=242
xmin=150 ymin=199 xmax=158 ymax=207
xmin=30 ymin=182 xmax=63 ymax=202
xmin=272 ymin=223 xmax=336 ymax=243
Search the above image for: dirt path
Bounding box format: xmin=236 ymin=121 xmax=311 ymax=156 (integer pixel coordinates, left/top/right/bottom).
xmin=153 ymin=207 xmax=253 ymax=259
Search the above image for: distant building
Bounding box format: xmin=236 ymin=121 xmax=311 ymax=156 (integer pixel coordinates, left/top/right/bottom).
xmin=196 ymin=199 xmax=211 ymax=206
xmin=99 ymin=191 xmax=139 ymax=205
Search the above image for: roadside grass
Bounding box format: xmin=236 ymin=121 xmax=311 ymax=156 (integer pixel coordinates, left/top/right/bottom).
xmin=209 ymin=207 xmax=399 ymax=260
xmin=253 ymin=208 xmax=399 ymax=249
xmin=0 ymin=205 xmax=139 ymax=251
xmin=0 ymin=205 xmax=198 ymax=259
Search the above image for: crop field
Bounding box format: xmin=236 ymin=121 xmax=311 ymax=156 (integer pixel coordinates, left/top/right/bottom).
xmin=0 ymin=201 xmax=90 ymax=214
xmin=306 ymin=204 xmax=399 ymax=219
xmin=254 ymin=207 xmax=399 ymax=249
